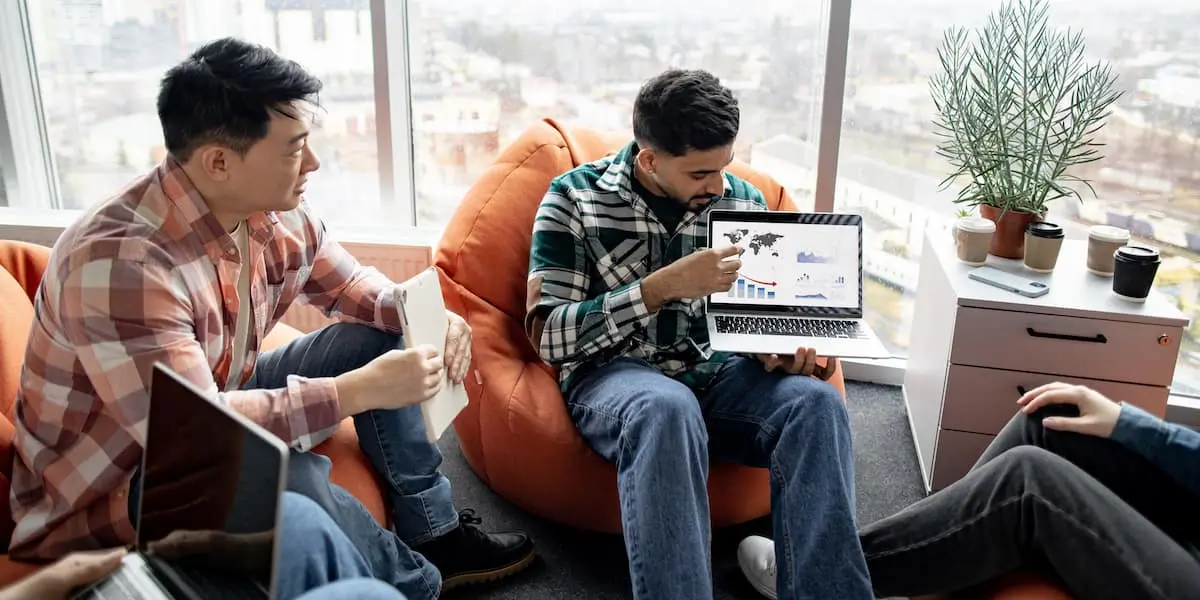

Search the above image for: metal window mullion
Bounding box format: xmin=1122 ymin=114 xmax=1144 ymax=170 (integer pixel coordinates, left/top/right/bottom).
xmin=0 ymin=0 xmax=60 ymax=210
xmin=369 ymin=0 xmax=416 ymax=228
xmin=813 ymin=0 xmax=853 ymax=213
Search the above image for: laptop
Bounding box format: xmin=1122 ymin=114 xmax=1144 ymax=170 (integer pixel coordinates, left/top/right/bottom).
xmin=393 ymin=267 xmax=470 ymax=443
xmin=704 ymin=209 xmax=891 ymax=359
xmin=74 ymin=362 xmax=289 ymax=599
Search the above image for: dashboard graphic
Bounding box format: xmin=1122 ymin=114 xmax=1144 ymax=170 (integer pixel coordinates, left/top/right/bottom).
xmin=711 ymin=221 xmax=859 ymax=309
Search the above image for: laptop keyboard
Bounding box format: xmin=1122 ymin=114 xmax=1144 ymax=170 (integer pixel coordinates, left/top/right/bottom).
xmin=715 ymin=315 xmax=868 ymax=339
xmin=79 ymin=561 xmax=168 ymax=599
xmin=155 ymin=557 xmax=265 ymax=599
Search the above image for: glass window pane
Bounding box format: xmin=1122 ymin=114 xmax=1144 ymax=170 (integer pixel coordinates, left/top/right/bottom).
xmin=836 ymin=0 xmax=1200 ymax=388
xmin=27 ymin=0 xmax=378 ymax=230
xmin=408 ymin=0 xmax=831 ymax=229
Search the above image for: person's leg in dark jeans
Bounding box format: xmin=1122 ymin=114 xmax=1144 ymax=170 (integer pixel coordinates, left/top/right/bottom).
xmin=247 ymin=323 xmax=535 ymax=595
xmin=702 ymin=357 xmax=870 ymax=600
xmin=860 ymin=407 xmax=1200 ymax=599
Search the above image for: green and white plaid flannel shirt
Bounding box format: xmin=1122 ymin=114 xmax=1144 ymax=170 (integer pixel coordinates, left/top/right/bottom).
xmin=525 ymin=141 xmax=767 ymax=392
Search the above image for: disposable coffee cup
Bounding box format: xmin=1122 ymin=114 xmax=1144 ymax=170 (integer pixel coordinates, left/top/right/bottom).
xmin=1087 ymin=225 xmax=1131 ymax=276
xmin=1023 ymin=222 xmax=1065 ymax=273
xmin=954 ymin=217 xmax=995 ymax=266
xmin=1112 ymin=245 xmax=1161 ymax=303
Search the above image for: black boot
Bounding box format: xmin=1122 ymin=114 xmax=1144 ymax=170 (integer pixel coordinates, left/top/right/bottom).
xmin=414 ymin=509 xmax=536 ymax=592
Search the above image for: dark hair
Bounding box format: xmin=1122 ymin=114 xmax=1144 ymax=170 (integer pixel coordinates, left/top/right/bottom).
xmin=157 ymin=37 xmax=322 ymax=162
xmin=632 ymin=68 xmax=739 ymax=157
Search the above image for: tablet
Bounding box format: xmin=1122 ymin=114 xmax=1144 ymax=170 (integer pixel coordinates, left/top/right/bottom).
xmin=393 ymin=267 xmax=470 ymax=442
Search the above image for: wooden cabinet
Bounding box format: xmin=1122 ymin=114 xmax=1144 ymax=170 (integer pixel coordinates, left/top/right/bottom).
xmin=903 ymin=231 xmax=1188 ymax=491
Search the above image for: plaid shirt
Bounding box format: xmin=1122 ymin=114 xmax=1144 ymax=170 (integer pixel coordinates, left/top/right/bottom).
xmin=526 ymin=141 xmax=766 ymax=391
xmin=10 ymin=158 xmax=401 ymax=560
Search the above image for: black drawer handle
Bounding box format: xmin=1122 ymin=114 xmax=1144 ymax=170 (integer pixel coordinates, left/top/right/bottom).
xmin=1017 ymin=385 xmax=1028 ymax=396
xmin=1025 ymin=327 xmax=1107 ymax=344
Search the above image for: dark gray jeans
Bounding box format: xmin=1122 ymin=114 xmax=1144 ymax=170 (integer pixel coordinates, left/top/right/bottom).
xmin=859 ymin=406 xmax=1200 ymax=599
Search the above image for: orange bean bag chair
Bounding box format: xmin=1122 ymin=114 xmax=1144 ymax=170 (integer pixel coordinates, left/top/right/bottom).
xmin=433 ymin=118 xmax=1075 ymax=599
xmin=433 ymin=118 xmax=845 ymax=534
xmin=0 ymin=240 xmax=387 ymax=586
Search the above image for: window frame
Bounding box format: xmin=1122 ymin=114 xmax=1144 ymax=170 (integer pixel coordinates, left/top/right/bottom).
xmin=0 ymin=0 xmax=59 ymax=210
xmin=2 ymin=0 xmax=1199 ymax=416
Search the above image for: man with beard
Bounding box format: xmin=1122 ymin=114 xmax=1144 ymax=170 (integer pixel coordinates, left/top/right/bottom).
xmin=524 ymin=68 xmax=872 ymax=599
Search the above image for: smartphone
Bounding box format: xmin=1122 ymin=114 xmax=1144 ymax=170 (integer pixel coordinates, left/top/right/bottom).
xmin=967 ymin=266 xmax=1050 ymax=298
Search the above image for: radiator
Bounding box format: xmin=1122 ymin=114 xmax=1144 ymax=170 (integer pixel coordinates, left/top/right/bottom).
xmin=280 ymin=242 xmax=433 ymax=333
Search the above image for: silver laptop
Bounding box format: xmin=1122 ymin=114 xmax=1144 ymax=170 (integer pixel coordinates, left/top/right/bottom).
xmin=74 ymin=362 xmax=289 ymax=599
xmin=705 ymin=209 xmax=891 ymax=359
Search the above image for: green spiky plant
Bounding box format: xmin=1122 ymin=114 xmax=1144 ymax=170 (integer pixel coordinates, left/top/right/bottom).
xmin=930 ymin=0 xmax=1123 ymax=219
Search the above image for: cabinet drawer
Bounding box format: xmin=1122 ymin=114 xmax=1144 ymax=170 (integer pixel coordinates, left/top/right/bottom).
xmin=931 ymin=429 xmax=994 ymax=491
xmin=949 ymin=307 xmax=1181 ymax=387
xmin=941 ymin=365 xmax=1169 ymax=436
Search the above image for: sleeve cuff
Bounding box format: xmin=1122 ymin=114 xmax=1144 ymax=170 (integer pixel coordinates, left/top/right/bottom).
xmin=287 ymin=375 xmax=343 ymax=449
xmin=1110 ymin=403 xmax=1167 ymax=457
xmin=604 ymin=281 xmax=653 ymax=338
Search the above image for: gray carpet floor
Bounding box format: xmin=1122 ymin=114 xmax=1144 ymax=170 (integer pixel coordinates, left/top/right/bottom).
xmin=438 ymin=381 xmax=925 ymax=599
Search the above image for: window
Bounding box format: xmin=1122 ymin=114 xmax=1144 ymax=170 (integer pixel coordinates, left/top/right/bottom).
xmin=24 ymin=0 xmax=378 ymax=230
xmin=406 ymin=0 xmax=832 ymax=229
xmin=833 ymin=0 xmax=1200 ymax=391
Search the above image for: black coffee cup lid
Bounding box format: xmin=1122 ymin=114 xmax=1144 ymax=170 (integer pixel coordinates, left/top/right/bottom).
xmin=1116 ymin=245 xmax=1160 ymax=263
xmin=1027 ymin=221 xmax=1064 ymax=238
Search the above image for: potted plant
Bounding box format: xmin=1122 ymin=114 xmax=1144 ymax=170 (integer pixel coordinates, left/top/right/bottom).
xmin=929 ymin=0 xmax=1123 ymax=258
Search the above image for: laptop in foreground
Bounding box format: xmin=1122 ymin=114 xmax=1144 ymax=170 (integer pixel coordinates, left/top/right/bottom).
xmin=705 ymin=209 xmax=891 ymax=359
xmin=74 ymin=362 xmax=289 ymax=599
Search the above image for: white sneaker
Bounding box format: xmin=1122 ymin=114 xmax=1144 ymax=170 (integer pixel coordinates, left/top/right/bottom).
xmin=737 ymin=535 xmax=778 ymax=599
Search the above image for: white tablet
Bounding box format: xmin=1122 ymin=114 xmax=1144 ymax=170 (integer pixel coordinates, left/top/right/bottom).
xmin=393 ymin=267 xmax=470 ymax=443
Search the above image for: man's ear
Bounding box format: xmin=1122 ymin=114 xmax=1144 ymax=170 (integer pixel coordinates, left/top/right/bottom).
xmin=636 ymin=147 xmax=658 ymax=175
xmin=194 ymin=146 xmax=232 ymax=182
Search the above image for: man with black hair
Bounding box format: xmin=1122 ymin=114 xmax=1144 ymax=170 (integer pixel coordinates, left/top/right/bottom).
xmin=11 ymin=38 xmax=534 ymax=599
xmin=526 ymin=68 xmax=872 ymax=599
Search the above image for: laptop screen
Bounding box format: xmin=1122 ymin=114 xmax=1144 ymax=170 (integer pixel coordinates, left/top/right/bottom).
xmin=707 ymin=210 xmax=863 ymax=317
xmin=136 ymin=363 xmax=287 ymax=593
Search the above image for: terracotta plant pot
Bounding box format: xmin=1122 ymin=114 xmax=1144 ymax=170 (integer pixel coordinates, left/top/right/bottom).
xmin=979 ymin=205 xmax=1040 ymax=259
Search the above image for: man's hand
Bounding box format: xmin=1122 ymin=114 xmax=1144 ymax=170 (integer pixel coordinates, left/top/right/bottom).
xmin=0 ymin=548 xmax=125 ymax=600
xmin=335 ymin=345 xmax=444 ymax=416
xmin=756 ymin=348 xmax=839 ymax=380
xmin=642 ymin=246 xmax=742 ymax=310
xmin=1017 ymin=382 xmax=1122 ymax=438
xmin=444 ymin=310 xmax=472 ymax=384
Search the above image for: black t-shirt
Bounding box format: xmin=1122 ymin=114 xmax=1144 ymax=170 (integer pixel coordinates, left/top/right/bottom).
xmin=631 ymin=174 xmax=687 ymax=235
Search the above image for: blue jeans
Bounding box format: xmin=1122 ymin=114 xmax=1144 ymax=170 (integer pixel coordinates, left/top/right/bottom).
xmin=245 ymin=323 xmax=459 ymax=600
xmin=296 ymin=579 xmax=406 ymax=600
xmin=277 ymin=492 xmax=405 ymax=600
xmin=567 ymin=356 xmax=872 ymax=600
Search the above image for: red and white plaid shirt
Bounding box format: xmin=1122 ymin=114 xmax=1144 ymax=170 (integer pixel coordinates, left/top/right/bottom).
xmin=10 ymin=158 xmax=402 ymax=560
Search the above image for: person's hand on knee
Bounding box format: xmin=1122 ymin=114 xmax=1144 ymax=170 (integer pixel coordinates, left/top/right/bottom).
xmin=1017 ymin=382 xmax=1121 ymax=438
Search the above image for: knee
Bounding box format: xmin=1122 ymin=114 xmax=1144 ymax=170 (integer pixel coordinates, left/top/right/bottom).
xmin=993 ymin=445 xmax=1065 ymax=473
xmin=286 ymin=451 xmax=334 ymax=497
xmin=782 ymin=378 xmax=847 ymax=425
xmin=325 ymin=323 xmax=402 ymax=355
xmin=628 ymin=386 xmax=706 ymax=441
xmin=987 ymin=445 xmax=1078 ymax=495
xmin=280 ymin=491 xmax=342 ymax=546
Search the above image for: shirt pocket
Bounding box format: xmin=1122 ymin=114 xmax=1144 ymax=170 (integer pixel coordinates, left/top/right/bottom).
xmin=267 ymin=265 xmax=312 ymax=320
xmin=591 ymin=238 xmax=650 ymax=290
